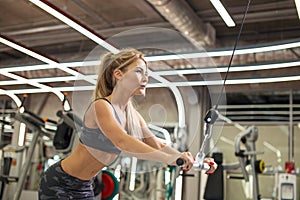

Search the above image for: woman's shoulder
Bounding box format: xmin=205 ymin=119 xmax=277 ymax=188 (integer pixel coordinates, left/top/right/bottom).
xmin=87 ymin=98 xmax=113 ymax=114
xmin=92 ymin=98 xmax=112 ymax=107
xmin=94 ymin=97 xmax=111 ymax=104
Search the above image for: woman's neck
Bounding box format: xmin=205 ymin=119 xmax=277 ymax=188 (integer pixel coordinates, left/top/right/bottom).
xmin=107 ymin=89 xmax=131 ymax=111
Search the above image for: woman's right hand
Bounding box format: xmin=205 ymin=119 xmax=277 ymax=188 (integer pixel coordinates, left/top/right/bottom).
xmin=171 ymin=152 xmax=194 ymax=171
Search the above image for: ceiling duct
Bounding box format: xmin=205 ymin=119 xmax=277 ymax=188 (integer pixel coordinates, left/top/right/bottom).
xmin=147 ymin=0 xmax=215 ymax=48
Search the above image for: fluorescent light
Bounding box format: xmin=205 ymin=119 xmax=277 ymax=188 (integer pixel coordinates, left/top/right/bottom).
xmin=145 ymin=40 xmax=300 ymax=61
xmin=129 ymin=157 xmax=137 ymax=191
xmin=210 ymin=0 xmax=235 ymax=27
xmin=295 ymin=0 xmax=300 ymax=19
xmin=2 ymin=39 xmax=300 ymax=73
xmin=1 ymin=71 xmax=65 ymax=101
xmin=0 ymin=37 xmax=56 ymax=64
xmin=2 ymin=61 xmax=100 ymax=72
xmin=154 ymin=60 xmax=300 ymax=76
xmin=0 ymin=76 xmax=81 ymax=85
xmin=1 ymin=71 xmax=72 ymax=109
xmin=2 ymin=59 xmax=300 ymax=84
xmin=6 ymin=86 xmax=96 ymax=94
xmin=0 ymin=36 xmax=96 ymax=84
xmin=29 ymin=0 xmax=119 ymax=53
xmin=1 ymin=36 xmax=87 ymax=110
xmin=4 ymin=74 xmax=300 ymax=95
xmin=1 ymin=59 xmax=300 ymax=91
xmin=18 ymin=123 xmax=26 ymax=146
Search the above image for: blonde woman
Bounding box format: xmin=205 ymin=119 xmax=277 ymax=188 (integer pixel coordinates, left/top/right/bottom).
xmin=38 ymin=48 xmax=217 ymax=199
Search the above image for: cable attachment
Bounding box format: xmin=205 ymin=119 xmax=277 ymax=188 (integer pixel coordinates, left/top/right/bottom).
xmin=204 ymin=108 xmax=219 ymax=125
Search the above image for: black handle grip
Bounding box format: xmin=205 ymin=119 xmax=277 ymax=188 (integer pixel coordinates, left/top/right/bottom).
xmin=176 ymin=158 xmax=185 ymax=166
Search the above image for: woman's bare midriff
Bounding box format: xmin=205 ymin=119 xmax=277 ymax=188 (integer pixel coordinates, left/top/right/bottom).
xmin=61 ymin=142 xmax=118 ymax=181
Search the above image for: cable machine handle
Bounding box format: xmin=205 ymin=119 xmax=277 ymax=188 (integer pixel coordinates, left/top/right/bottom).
xmin=176 ymin=158 xmax=210 ymax=170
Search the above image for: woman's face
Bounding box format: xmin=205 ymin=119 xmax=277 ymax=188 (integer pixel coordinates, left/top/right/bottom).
xmin=118 ymin=58 xmax=148 ymax=96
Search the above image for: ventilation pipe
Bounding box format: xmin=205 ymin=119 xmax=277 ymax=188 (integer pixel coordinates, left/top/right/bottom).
xmin=147 ymin=0 xmax=215 ymax=48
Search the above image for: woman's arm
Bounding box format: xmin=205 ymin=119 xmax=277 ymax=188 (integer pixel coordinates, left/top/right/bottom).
xmin=92 ymin=100 xmax=182 ymax=165
xmin=135 ymin=110 xmax=194 ymax=169
xmin=136 ymin=110 xmax=217 ymax=173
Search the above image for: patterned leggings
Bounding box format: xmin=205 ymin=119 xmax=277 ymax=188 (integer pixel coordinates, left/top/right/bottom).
xmin=38 ymin=160 xmax=95 ymax=199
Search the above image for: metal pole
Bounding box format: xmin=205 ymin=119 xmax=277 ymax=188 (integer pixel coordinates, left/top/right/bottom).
xmin=13 ymin=130 xmax=40 ymax=200
xmin=249 ymin=127 xmax=260 ymax=200
xmin=289 ymin=90 xmax=294 ymax=162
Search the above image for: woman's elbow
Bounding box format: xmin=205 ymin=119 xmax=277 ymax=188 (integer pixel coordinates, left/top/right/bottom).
xmin=113 ymin=137 xmax=129 ymax=151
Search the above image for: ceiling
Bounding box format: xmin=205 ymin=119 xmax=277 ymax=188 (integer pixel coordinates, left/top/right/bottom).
xmin=0 ymin=0 xmax=300 ymax=122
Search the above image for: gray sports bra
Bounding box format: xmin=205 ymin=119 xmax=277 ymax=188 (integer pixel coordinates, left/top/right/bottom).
xmin=79 ymin=98 xmax=123 ymax=154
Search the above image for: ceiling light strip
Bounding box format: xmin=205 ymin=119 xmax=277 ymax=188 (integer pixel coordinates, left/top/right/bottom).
xmin=53 ymin=75 xmax=300 ymax=87
xmin=0 ymin=76 xmax=86 ymax=86
xmin=28 ymin=0 xmax=186 ymax=128
xmin=4 ymin=75 xmax=300 ymax=94
xmin=0 ymin=35 xmax=96 ymax=85
xmin=0 ymin=36 xmax=56 ymax=64
xmin=218 ymin=104 xmax=300 ymax=109
xmin=29 ymin=0 xmax=119 ymax=54
xmin=2 ymin=59 xmax=299 ymax=85
xmin=159 ymin=75 xmax=300 ymax=87
xmin=1 ymin=71 xmax=65 ymax=101
xmin=145 ymin=40 xmax=300 ymax=61
xmin=3 ymin=39 xmax=300 ymax=73
xmin=2 ymin=61 xmax=100 ymax=72
xmin=154 ymin=60 xmax=300 ymax=75
xmin=1 ymin=58 xmax=299 ymax=86
xmin=210 ymin=0 xmax=235 ymax=27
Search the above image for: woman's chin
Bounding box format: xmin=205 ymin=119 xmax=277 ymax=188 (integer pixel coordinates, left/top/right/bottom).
xmin=134 ymin=90 xmax=146 ymax=96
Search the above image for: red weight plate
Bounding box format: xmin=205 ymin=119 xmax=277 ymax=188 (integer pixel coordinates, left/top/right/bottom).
xmin=101 ymin=173 xmax=115 ymax=199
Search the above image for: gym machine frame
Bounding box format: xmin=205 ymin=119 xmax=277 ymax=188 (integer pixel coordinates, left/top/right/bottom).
xmin=12 ymin=109 xmax=55 ymax=200
xmin=232 ymin=125 xmax=263 ymax=200
xmin=177 ymin=108 xmax=264 ymax=200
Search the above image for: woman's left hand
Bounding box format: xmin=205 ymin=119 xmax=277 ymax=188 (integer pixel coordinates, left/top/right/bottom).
xmin=204 ymin=158 xmax=218 ymax=174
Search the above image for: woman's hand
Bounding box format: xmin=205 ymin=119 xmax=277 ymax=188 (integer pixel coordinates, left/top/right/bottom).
xmin=204 ymin=157 xmax=218 ymax=174
xmin=171 ymin=152 xmax=194 ymax=171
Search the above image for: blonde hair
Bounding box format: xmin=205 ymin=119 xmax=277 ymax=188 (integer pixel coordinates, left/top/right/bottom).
xmin=93 ymin=48 xmax=146 ymax=140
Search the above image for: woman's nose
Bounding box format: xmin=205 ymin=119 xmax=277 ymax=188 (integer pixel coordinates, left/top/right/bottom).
xmin=142 ymin=73 xmax=148 ymax=82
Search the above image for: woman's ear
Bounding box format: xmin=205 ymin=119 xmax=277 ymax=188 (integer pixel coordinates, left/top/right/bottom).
xmin=113 ymin=69 xmax=123 ymax=80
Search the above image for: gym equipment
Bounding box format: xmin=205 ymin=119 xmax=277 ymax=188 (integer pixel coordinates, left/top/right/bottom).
xmin=100 ymin=170 xmax=119 ymax=200
xmin=203 ymin=125 xmax=265 ymax=200
xmin=176 ymin=0 xmax=252 ymax=177
xmin=54 ymin=110 xmax=82 ymax=153
xmin=203 ymin=152 xmax=224 ymax=200
xmin=110 ymin=125 xmax=178 ymax=200
xmin=0 ymin=145 xmax=26 ymax=200
xmin=54 ymin=93 xmax=82 ymax=153
xmin=224 ymin=126 xmax=264 ymax=200
xmin=176 ymin=109 xmax=219 ymax=170
xmin=10 ymin=97 xmax=56 ymax=200
xmin=276 ymin=173 xmax=297 ymax=200
xmin=0 ymin=117 xmax=13 ymax=148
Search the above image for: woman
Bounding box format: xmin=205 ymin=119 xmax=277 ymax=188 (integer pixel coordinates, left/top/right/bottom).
xmin=39 ymin=48 xmax=217 ymax=199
